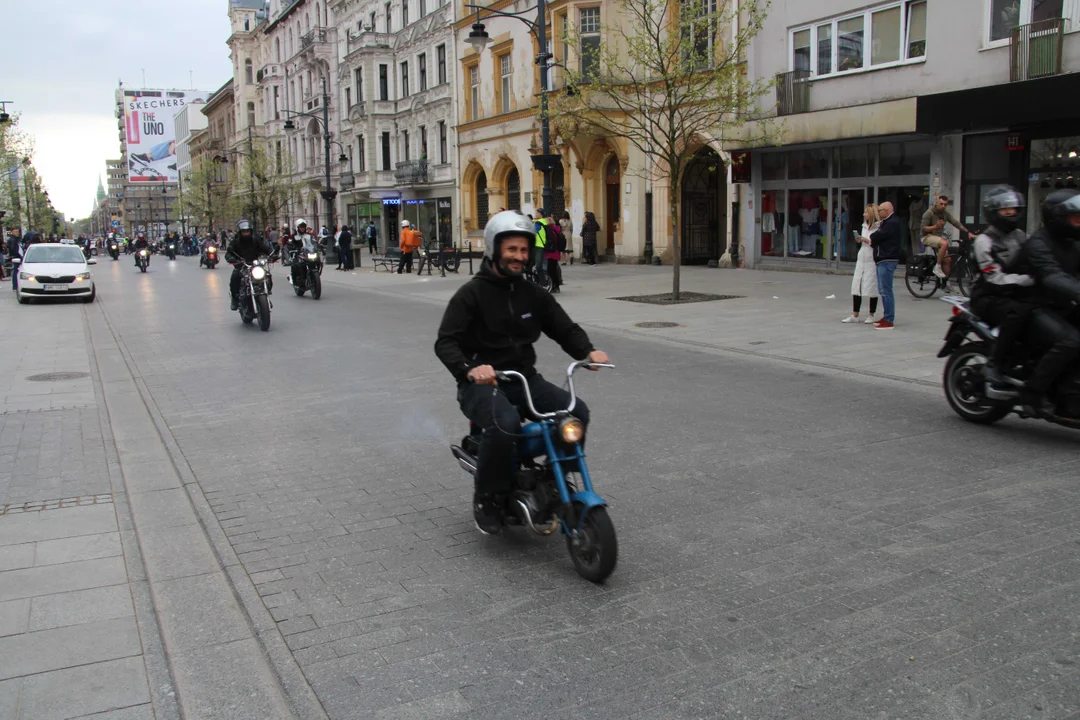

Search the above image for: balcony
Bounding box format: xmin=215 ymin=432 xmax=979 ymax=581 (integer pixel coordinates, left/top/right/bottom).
xmin=301 ymin=28 xmax=331 ymax=49
xmin=395 ymin=160 xmax=429 ymax=184
xmin=346 ymin=31 xmax=395 ymax=55
xmin=257 ymin=64 xmax=283 ymax=84
xmin=775 ymin=69 xmax=810 ymax=117
xmin=292 ymin=27 xmax=336 ymax=64
xmin=1010 ymin=18 xmax=1065 ymax=82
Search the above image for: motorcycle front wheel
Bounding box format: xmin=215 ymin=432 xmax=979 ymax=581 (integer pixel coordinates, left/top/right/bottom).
xmin=943 ymin=342 xmax=1011 ymax=425
xmin=311 ymin=273 xmax=322 ymax=300
xmin=256 ymin=294 xmax=271 ymax=331
xmin=566 ymin=505 xmax=617 ymax=583
xmin=139 ymin=264 xmax=147 ymax=273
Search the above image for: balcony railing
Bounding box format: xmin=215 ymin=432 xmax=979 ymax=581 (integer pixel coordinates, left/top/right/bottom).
xmin=300 ymin=28 xmax=331 ymax=49
xmin=347 ymin=31 xmax=395 ymax=53
xmin=394 ymin=160 xmax=428 ymax=184
xmin=776 ymin=69 xmax=810 ymax=116
xmin=1010 ymin=17 xmax=1065 ymax=82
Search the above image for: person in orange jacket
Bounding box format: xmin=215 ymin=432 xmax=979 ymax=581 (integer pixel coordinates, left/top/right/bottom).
xmin=397 ymin=219 xmax=421 ymax=274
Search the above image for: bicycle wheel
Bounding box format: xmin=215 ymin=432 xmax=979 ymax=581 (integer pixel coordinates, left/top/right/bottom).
xmin=904 ymin=261 xmax=938 ymax=299
xmin=955 ymin=259 xmax=976 ymax=298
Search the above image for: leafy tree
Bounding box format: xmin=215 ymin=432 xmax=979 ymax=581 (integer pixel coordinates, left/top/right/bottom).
xmin=229 ymin=138 xmax=304 ymax=233
xmin=180 ymin=156 xmax=232 ymax=236
xmin=550 ymin=0 xmax=777 ymax=300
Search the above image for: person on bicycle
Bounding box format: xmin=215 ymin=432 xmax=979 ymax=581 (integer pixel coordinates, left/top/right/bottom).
xmin=434 ymin=210 xmax=610 ymax=535
xmin=921 ymin=195 xmax=977 ymax=279
xmin=970 ymin=186 xmax=1037 ymax=390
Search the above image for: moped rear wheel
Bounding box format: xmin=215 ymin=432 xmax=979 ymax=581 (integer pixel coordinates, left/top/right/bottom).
xmin=566 ymin=505 xmax=617 ymax=583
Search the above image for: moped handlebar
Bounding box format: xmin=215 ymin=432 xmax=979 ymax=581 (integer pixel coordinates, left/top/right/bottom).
xmin=494 ymin=360 xmax=614 ymax=419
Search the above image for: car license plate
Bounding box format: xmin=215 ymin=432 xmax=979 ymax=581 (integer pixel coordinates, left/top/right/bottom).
xmin=43 ymin=284 xmax=68 ymax=292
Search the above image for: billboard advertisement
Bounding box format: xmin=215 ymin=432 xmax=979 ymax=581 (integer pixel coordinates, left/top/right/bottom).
xmin=124 ymin=89 xmax=210 ymax=183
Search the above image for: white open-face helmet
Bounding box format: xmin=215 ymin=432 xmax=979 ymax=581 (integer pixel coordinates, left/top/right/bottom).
xmin=401 ymin=220 xmax=410 ymax=228
xmin=296 ymin=219 xmax=308 ymax=229
xmin=483 ymin=211 xmax=535 ymax=262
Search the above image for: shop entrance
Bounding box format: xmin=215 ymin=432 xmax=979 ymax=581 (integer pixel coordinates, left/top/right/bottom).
xmin=681 ymin=147 xmax=725 ymax=264
xmin=383 ymin=202 xmax=400 ymax=248
xmin=604 ymin=157 xmax=620 ymax=255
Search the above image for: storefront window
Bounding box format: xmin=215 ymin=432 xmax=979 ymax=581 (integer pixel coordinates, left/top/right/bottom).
xmin=833 ymin=188 xmax=866 ymax=262
xmin=437 ymin=197 xmax=453 ymax=247
xmin=879 ymin=140 xmax=931 ymax=176
xmin=761 ymin=153 xmax=786 ymax=181
xmin=760 ymin=190 xmax=783 ymax=257
xmin=788 ymin=189 xmax=828 ymax=258
xmin=878 ymin=186 xmax=928 ymax=261
xmin=1025 ymin=136 xmax=1079 ymax=234
xmin=788 ymin=148 xmax=829 ymax=179
xmin=834 ymin=145 xmax=869 ymax=178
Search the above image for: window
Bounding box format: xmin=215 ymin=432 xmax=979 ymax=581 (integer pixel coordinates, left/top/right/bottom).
xmin=357 ymin=135 xmax=366 ymax=171
xmin=989 ymin=0 xmax=1063 ymax=42
xmin=273 ymin=86 xmax=280 ymax=119
xmin=385 ymin=2 xmax=392 ymax=32
xmin=369 ymin=10 xmax=376 ymax=29
xmin=355 ymin=67 xmax=364 ymax=101
xmin=420 ymin=0 xmax=426 ymax=16
xmin=381 ymin=132 xmax=391 ymax=170
xmin=476 ymin=170 xmax=489 ymax=228
xmin=499 ymin=53 xmax=512 ymax=113
xmin=420 ymin=126 xmax=427 ymax=159
xmin=275 ymin=141 xmax=283 ymax=173
xmin=403 ymin=130 xmax=410 ymax=161
xmin=379 ymin=64 xmax=389 ymax=100
xmin=470 ymin=65 xmax=480 ymax=120
xmin=437 ymin=44 xmax=447 ymax=84
xmin=790 ymin=2 xmax=926 ymax=78
xmin=438 ymin=121 xmax=447 ymax=163
xmin=275 ymin=37 xmax=281 ymax=62
xmin=246 ymin=101 xmax=256 ymax=127
xmin=244 ymin=59 xmax=253 ymax=84
xmin=506 ymin=167 xmax=521 ymax=211
xmin=345 ymin=87 xmax=351 ymax=109
xmin=402 ymin=0 xmax=409 ymax=25
xmin=419 ymin=53 xmax=428 ymax=91
xmin=560 ymin=13 xmax=569 ymax=85
xmin=685 ymin=0 xmax=718 ymax=68
xmin=580 ymin=8 xmax=601 ymax=78
xmin=401 ymin=61 xmax=410 ymax=97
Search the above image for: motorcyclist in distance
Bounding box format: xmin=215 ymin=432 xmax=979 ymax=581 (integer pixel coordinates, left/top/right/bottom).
xmin=1018 ymin=189 xmax=1080 ymax=416
xmin=434 ymin=210 xmax=610 ymax=535
xmin=226 ymin=220 xmax=274 ymax=311
xmin=132 ymin=233 xmax=149 ymax=265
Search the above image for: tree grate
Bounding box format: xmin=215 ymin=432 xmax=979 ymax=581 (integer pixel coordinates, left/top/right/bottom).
xmin=635 ymin=322 xmax=681 ymax=328
xmin=1 ymin=494 xmax=113 ymax=515
xmin=611 ymin=292 xmax=746 ymax=306
xmin=26 ymin=372 xmax=90 ymax=382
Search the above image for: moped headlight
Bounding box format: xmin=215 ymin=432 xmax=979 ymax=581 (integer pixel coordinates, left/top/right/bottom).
xmin=251 ymin=266 xmax=267 ymax=281
xmin=307 ymin=252 xmax=318 ymax=261
xmin=559 ymin=417 xmax=585 ymax=444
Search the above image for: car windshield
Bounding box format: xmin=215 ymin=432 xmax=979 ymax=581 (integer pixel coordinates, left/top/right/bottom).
xmin=23 ymin=246 xmax=86 ymax=264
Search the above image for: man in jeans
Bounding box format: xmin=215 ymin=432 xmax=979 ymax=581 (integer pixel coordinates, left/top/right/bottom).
xmin=921 ymin=195 xmax=977 ymax=279
xmin=870 ymin=201 xmax=902 ymax=330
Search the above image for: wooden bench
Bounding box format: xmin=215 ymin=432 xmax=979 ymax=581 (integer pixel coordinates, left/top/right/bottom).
xmin=372 ymin=247 xmax=401 ymax=271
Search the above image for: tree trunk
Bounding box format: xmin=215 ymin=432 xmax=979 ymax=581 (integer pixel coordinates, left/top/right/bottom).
xmin=669 ymin=180 xmax=681 ymax=303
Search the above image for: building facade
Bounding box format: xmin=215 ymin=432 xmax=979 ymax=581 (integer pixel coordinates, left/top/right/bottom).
xmin=738 ymin=0 xmax=1080 ymax=270
xmin=331 ymin=0 xmax=459 ymax=249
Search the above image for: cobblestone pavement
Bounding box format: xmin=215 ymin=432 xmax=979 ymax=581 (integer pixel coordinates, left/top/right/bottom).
xmin=69 ymin=259 xmax=1080 ymax=717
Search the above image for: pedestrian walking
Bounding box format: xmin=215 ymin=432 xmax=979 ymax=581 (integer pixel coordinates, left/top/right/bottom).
xmin=339 ymin=225 xmax=354 ymax=270
xmin=842 ymin=204 xmax=881 ymax=324
xmin=581 ymin=211 xmax=600 ymax=265
xmin=559 ymin=211 xmax=573 ymax=265
xmin=366 ymin=220 xmax=378 ymax=254
xmin=869 ymin=201 xmax=901 ymax=330
xmin=397 ymin=220 xmax=419 ymax=274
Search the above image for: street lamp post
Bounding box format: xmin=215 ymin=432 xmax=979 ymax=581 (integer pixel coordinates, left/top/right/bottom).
xmin=216 ymin=124 xmax=259 ymax=225
xmin=465 ymin=0 xmax=562 ymax=214
xmin=161 ymin=178 xmax=169 ymax=238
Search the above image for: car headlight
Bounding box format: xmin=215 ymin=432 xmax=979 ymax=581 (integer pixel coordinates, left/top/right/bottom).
xmin=559 ymin=417 xmax=585 ymax=444
xmin=307 ymin=252 xmax=318 ymax=260
xmin=74 ymin=273 xmax=90 ymax=282
xmin=19 ymin=272 xmax=34 ymax=281
xmin=251 ymin=266 xmax=267 ymax=281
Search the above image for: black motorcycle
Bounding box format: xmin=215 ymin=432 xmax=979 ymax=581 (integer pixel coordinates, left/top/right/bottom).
xmin=288 ymin=237 xmax=323 ymax=299
xmin=236 ymin=257 xmax=273 ymax=331
xmin=939 ymin=296 xmax=1080 ymax=429
xmin=108 ymin=243 xmax=119 ymax=260
xmin=199 ymin=244 xmax=219 ymax=269
xmin=135 ymin=248 xmax=150 ymax=273
xmin=165 ymin=242 xmax=176 ymax=260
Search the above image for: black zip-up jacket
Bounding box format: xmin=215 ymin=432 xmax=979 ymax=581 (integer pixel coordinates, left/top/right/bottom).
xmin=435 ymin=260 xmax=595 ymax=383
xmin=869 ymin=212 xmax=902 ymax=262
xmin=1024 ymin=227 xmax=1080 ymax=308
xmin=226 ymin=234 xmax=273 ymax=264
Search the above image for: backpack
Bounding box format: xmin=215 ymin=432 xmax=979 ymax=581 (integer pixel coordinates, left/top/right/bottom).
xmin=367 ymin=225 xmax=377 ymax=241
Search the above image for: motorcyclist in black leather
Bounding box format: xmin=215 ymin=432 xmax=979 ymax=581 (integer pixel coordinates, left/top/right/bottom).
xmin=435 ymin=210 xmax=610 ymax=535
xmin=226 ymin=220 xmax=273 ymax=311
xmin=132 ymin=233 xmax=148 ymax=265
xmin=1019 ymin=190 xmax=1080 ymax=415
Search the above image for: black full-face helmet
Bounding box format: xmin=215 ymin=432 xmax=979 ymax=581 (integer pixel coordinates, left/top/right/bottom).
xmin=982 ymin=185 xmax=1026 ymax=234
xmin=1042 ymin=190 xmax=1080 ymax=241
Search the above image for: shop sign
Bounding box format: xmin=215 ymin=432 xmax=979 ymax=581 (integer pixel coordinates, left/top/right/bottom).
xmin=1005 ymin=135 xmax=1025 ymax=152
xmin=730 ymin=151 xmax=751 ymax=184
xmin=382 ymin=198 xmax=401 ymax=205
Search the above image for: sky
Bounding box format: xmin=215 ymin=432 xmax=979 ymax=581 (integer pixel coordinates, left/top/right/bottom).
xmin=5 ymin=0 xmax=235 ymax=220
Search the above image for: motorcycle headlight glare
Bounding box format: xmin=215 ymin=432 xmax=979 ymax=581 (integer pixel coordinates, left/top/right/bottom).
xmin=251 ymin=266 xmax=267 ymax=281
xmin=307 ymin=252 xmax=318 ymax=261
xmin=168 ymin=244 xmax=175 ymax=249
xmin=208 ymin=247 xmax=216 ymax=253
xmin=559 ymin=417 xmax=585 ymax=445
xmin=140 ymin=250 xmax=147 ymax=256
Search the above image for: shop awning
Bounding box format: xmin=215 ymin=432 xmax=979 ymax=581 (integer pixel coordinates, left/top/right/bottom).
xmin=916 ymin=73 xmax=1080 ymax=135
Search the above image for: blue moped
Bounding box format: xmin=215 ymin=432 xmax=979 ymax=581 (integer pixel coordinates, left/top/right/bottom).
xmin=450 ymin=360 xmax=618 ymax=583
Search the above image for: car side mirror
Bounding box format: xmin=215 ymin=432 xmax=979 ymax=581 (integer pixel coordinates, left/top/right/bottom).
xmin=87 ymin=259 xmax=98 ymax=265
xmin=11 ymin=258 xmax=20 ymax=265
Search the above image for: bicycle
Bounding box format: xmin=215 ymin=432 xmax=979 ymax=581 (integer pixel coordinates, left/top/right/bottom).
xmin=905 ymin=236 xmax=976 ymax=299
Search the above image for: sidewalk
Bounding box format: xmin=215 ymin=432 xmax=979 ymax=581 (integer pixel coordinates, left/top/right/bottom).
xmin=321 ymin=261 xmax=956 ymax=386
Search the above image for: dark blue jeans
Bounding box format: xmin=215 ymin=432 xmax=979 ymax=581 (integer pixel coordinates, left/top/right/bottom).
xmin=876 ymin=261 xmax=898 ymax=323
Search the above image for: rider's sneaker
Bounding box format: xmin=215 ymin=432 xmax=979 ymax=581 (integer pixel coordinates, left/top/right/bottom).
xmin=933 ymin=264 xmax=946 ymax=278
xmin=1021 ymin=390 xmax=1055 ymax=418
xmin=473 ymin=495 xmax=503 ymax=535
xmin=230 ymin=296 xmax=239 ymax=311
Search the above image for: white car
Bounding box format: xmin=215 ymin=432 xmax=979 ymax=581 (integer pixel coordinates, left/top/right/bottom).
xmin=14 ymin=243 xmax=97 ymax=304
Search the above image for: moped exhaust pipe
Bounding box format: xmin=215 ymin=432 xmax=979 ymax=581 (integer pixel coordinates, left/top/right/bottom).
xmin=450 ymin=445 xmax=476 ymax=475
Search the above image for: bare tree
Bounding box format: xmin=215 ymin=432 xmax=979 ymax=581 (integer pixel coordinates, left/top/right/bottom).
xmin=180 ymin=156 xmax=231 ymax=236
xmin=550 ymin=0 xmax=776 ymax=301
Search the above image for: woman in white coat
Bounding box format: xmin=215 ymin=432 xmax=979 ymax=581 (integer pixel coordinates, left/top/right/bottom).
xmin=842 ymin=204 xmax=881 ymax=324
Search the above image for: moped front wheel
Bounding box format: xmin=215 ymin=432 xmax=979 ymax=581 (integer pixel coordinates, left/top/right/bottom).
xmin=566 ymin=505 xmax=617 ymax=584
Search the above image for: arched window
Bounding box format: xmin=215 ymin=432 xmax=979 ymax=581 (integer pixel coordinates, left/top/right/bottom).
xmin=506 ymin=167 xmax=521 ymax=212
xmin=247 ymin=102 xmax=256 ymax=128
xmin=476 ymin=171 xmax=489 ymax=228
xmin=244 ymin=59 xmax=253 ymax=85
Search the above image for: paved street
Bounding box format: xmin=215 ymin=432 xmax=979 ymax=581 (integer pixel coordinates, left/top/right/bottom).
xmin=3 ymin=257 xmax=1079 ymax=719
